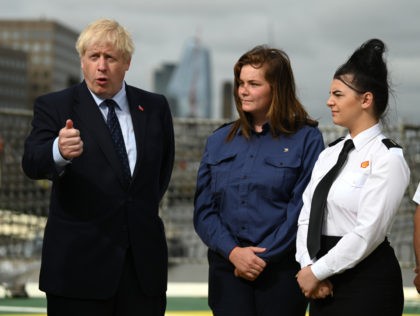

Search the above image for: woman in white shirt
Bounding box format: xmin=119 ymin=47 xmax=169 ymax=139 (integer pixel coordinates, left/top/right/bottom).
xmin=295 ymin=39 xmax=410 ymax=315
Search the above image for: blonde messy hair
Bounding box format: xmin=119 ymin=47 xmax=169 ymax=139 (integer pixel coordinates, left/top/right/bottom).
xmin=75 ymin=18 xmax=135 ymax=62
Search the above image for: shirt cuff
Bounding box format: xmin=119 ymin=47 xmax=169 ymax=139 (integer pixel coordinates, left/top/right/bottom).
xmin=53 ymin=137 xmax=71 ymax=168
xmin=217 ymin=238 xmax=238 ymax=260
xmin=413 ymin=182 xmax=420 ymax=204
xmin=310 ymin=256 xmax=334 ymax=281
xmin=298 ymin=252 xmax=314 ymax=268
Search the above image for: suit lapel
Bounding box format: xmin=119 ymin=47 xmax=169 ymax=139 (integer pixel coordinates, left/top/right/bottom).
xmin=72 ymin=82 xmax=128 ymax=187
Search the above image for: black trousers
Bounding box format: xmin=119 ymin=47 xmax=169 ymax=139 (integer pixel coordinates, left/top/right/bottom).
xmin=207 ymin=249 xmax=308 ymax=316
xmin=46 ymin=251 xmax=166 ymax=316
xmin=309 ymin=236 xmax=403 ymax=316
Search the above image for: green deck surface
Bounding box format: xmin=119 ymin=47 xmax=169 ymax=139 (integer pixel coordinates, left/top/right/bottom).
xmin=1 ymin=298 xmax=420 ymax=315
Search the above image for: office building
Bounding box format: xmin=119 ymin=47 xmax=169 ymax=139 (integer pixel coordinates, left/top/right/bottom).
xmin=0 ymin=46 xmax=29 ymax=109
xmin=0 ymin=19 xmax=80 ymax=108
xmin=221 ymin=80 xmax=234 ymax=119
xmin=153 ymin=62 xmax=179 ymax=116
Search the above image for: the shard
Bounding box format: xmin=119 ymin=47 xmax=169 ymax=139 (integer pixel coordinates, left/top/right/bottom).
xmin=167 ymin=37 xmax=212 ymax=118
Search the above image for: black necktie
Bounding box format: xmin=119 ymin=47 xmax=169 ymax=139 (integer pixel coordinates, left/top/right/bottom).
xmin=307 ymin=139 xmax=355 ymax=259
xmin=105 ymin=99 xmax=131 ymax=184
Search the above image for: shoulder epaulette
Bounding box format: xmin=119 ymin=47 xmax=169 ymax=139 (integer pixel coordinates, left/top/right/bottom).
xmin=213 ymin=121 xmax=234 ymax=133
xmin=328 ymin=136 xmax=345 ymax=147
xmin=382 ymin=138 xmax=402 ymax=149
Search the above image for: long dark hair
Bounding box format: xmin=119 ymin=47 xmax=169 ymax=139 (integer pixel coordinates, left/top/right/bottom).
xmin=227 ymin=45 xmax=317 ymax=141
xmin=334 ymin=38 xmax=390 ymax=121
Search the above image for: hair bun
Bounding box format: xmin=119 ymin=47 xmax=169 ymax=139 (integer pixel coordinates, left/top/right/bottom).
xmin=364 ymin=38 xmax=385 ymax=54
xmin=333 ymin=38 xmax=389 ymax=120
xmin=347 ymin=38 xmax=387 ymax=79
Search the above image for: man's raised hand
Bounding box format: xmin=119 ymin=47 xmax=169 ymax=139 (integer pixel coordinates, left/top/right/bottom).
xmin=58 ymin=119 xmax=83 ymax=159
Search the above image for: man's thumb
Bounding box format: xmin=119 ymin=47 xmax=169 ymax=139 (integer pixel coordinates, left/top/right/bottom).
xmin=65 ymin=119 xmax=73 ymax=129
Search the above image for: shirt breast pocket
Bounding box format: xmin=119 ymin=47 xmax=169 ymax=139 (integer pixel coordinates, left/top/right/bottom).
xmin=263 ymin=155 xmax=301 ymax=194
xmin=341 ymin=170 xmax=369 ymax=188
xmin=208 ymin=152 xmax=237 ymax=192
xmin=333 ymin=170 xmax=370 ymax=214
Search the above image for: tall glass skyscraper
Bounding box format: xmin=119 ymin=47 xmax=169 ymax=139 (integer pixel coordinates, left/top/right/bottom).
xmin=167 ymin=37 xmax=212 ymax=118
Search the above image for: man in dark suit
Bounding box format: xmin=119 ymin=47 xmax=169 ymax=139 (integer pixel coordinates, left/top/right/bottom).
xmin=22 ymin=18 xmax=174 ymax=316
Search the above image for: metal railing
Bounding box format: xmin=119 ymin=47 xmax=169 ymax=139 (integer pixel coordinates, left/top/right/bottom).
xmin=0 ymin=112 xmax=419 ymax=268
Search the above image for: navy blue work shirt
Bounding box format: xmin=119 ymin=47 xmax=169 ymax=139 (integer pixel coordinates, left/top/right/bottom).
xmin=194 ymin=123 xmax=324 ymax=262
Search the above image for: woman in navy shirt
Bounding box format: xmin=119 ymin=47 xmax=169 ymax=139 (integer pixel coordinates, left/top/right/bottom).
xmin=194 ymin=45 xmax=324 ymax=316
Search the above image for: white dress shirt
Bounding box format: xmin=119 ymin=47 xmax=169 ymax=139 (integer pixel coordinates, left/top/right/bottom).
xmin=92 ymin=84 xmax=137 ymax=175
xmin=296 ymin=124 xmax=410 ymax=281
xmin=414 ymin=182 xmax=420 ymax=205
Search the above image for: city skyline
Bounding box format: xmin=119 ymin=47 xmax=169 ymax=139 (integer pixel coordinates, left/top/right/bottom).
xmin=1 ymin=0 xmax=419 ymax=125
xmin=167 ymin=37 xmax=213 ymax=118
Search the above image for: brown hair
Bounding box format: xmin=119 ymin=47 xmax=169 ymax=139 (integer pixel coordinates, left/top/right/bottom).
xmin=227 ymin=45 xmax=317 ymax=141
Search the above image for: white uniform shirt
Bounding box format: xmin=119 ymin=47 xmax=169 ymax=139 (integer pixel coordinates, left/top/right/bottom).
xmin=414 ymin=182 xmax=420 ymax=205
xmin=296 ymin=124 xmax=410 ymax=281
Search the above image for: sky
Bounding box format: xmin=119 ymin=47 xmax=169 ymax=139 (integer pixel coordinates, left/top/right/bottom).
xmin=2 ymin=0 xmax=419 ymax=125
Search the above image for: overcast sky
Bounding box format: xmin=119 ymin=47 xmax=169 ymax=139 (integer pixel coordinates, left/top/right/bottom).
xmin=2 ymin=0 xmax=419 ymax=125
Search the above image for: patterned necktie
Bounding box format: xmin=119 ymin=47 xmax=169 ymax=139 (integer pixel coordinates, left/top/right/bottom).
xmin=105 ymin=99 xmax=131 ymax=184
xmin=307 ymin=139 xmax=355 ymax=259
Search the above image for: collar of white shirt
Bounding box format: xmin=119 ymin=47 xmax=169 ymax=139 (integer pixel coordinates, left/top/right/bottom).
xmin=344 ymin=123 xmax=382 ymax=152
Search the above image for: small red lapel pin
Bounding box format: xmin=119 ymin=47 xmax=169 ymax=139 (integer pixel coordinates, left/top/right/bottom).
xmin=138 ymin=105 xmax=144 ymax=111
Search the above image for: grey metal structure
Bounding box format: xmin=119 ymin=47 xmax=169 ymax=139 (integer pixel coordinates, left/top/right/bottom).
xmin=0 ymin=111 xmax=419 ymax=294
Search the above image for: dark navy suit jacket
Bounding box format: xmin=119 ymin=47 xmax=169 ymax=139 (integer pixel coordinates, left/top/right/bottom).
xmin=22 ymin=81 xmax=174 ymax=299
